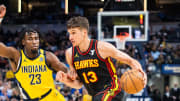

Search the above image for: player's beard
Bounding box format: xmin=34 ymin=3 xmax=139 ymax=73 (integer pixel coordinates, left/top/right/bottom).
xmin=31 ymin=49 xmax=38 ymax=54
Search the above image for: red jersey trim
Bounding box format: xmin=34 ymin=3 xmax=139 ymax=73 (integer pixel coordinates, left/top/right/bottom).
xmin=76 ymin=39 xmax=93 ymax=55
xmin=102 ymin=57 xmax=121 ymax=101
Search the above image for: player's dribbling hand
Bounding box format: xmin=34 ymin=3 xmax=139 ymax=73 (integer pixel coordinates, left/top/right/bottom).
xmin=0 ymin=4 xmax=6 ymax=18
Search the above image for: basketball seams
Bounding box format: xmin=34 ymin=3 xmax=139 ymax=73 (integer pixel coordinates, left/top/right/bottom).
xmin=121 ymin=71 xmax=128 ymax=92
xmin=125 ymin=72 xmax=128 ymax=93
xmin=130 ymin=71 xmax=142 ymax=80
xmin=131 ymin=71 xmax=144 ymax=86
xmin=127 ymin=71 xmax=138 ymax=93
xmin=120 ymin=70 xmax=144 ymax=94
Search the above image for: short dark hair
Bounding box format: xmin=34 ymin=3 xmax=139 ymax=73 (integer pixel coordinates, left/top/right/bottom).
xmin=67 ymin=16 xmax=89 ymax=32
xmin=17 ymin=27 xmax=43 ymax=49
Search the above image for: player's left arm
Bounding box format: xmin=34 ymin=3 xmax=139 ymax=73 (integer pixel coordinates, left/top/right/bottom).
xmin=98 ymin=41 xmax=147 ymax=85
xmin=46 ymin=51 xmax=68 ymax=73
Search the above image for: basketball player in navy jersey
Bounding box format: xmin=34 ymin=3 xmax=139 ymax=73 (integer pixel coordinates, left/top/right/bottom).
xmin=57 ymin=17 xmax=147 ymax=101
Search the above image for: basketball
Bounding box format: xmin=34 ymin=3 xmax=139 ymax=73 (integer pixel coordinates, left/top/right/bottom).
xmin=120 ymin=69 xmax=144 ymax=94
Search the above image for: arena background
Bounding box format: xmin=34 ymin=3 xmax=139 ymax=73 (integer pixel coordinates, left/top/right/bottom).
xmin=0 ymin=0 xmax=180 ymax=101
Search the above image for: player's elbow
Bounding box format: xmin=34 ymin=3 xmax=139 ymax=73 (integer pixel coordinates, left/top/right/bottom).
xmin=0 ymin=42 xmax=5 ymax=48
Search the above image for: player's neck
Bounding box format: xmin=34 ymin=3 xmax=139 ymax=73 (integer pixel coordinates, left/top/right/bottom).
xmin=24 ymin=48 xmax=38 ymax=58
xmin=78 ymin=38 xmax=91 ymax=52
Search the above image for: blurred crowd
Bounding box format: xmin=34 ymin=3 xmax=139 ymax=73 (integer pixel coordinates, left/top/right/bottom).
xmin=0 ymin=24 xmax=180 ymax=101
xmin=147 ymin=83 xmax=180 ymax=101
xmin=144 ymin=26 xmax=180 ymax=73
xmin=144 ymin=26 xmax=180 ymax=101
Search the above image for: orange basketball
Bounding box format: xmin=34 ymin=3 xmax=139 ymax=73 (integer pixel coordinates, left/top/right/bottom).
xmin=120 ymin=69 xmax=144 ymax=94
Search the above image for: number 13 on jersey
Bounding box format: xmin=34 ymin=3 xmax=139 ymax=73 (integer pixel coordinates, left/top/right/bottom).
xmin=82 ymin=71 xmax=98 ymax=84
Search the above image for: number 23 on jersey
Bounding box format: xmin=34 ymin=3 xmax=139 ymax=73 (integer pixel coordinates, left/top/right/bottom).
xmin=29 ymin=74 xmax=41 ymax=85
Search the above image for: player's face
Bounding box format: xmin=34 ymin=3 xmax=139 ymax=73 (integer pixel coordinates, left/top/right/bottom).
xmin=23 ymin=32 xmax=40 ymax=54
xmin=68 ymin=27 xmax=86 ymax=46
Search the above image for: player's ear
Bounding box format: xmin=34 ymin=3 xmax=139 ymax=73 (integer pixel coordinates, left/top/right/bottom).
xmin=22 ymin=38 xmax=25 ymax=45
xmin=83 ymin=29 xmax=88 ymax=36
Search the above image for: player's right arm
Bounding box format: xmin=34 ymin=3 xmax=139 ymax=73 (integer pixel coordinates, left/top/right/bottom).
xmin=0 ymin=42 xmax=19 ymax=59
xmin=0 ymin=5 xmax=18 ymax=59
xmin=0 ymin=42 xmax=20 ymax=72
xmin=0 ymin=5 xmax=20 ymax=71
xmin=56 ymin=47 xmax=83 ymax=89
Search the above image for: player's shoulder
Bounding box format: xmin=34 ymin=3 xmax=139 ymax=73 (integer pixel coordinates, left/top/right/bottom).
xmin=96 ymin=40 xmax=119 ymax=59
xmin=97 ymin=40 xmax=115 ymax=50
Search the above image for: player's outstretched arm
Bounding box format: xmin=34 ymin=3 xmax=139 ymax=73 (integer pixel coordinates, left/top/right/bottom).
xmin=0 ymin=5 xmax=18 ymax=59
xmin=46 ymin=51 xmax=68 ymax=73
xmin=0 ymin=5 xmax=21 ymax=71
xmin=0 ymin=42 xmax=19 ymax=59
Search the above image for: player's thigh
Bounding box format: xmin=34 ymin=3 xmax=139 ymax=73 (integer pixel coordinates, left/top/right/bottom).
xmin=41 ymin=90 xmax=65 ymax=101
